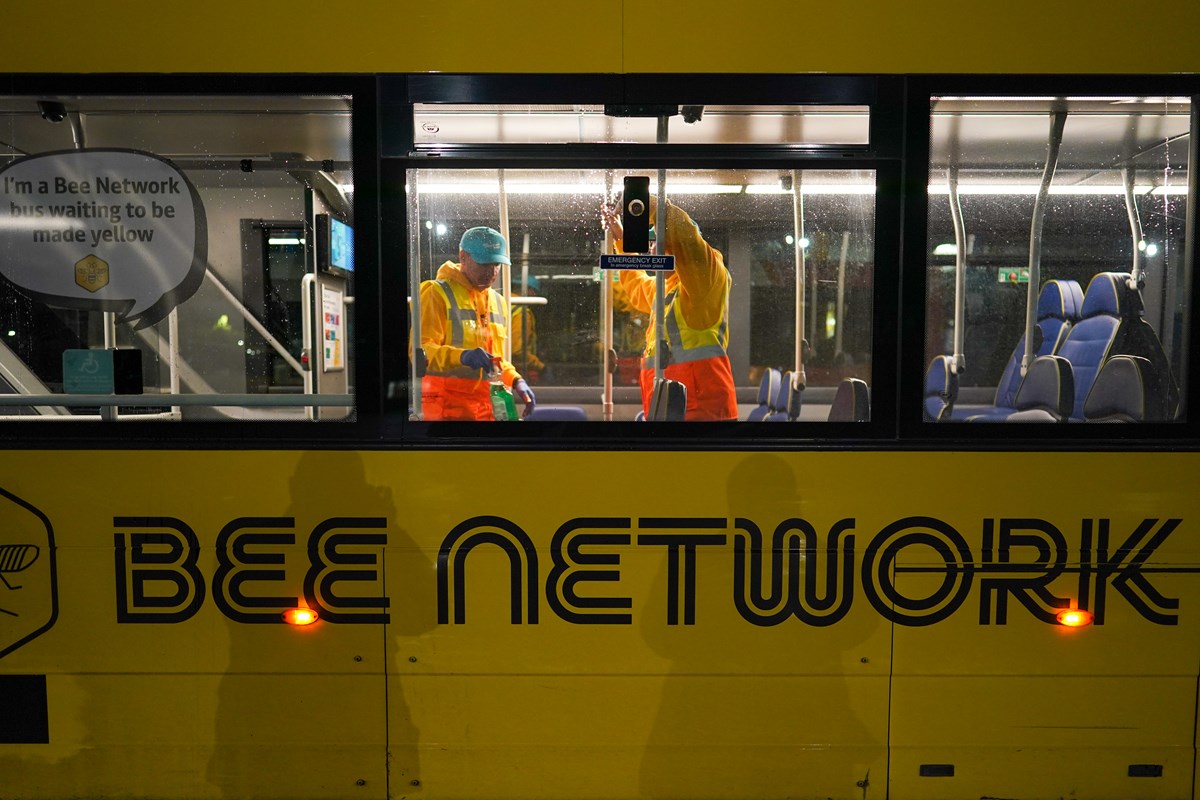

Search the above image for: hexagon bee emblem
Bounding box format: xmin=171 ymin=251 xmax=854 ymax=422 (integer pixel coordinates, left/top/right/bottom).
xmin=75 ymin=254 xmax=109 ymax=292
xmin=0 ymin=487 xmax=56 ymax=659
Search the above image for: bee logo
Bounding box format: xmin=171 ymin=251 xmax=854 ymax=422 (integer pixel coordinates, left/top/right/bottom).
xmin=0 ymin=544 xmax=40 ymax=592
xmin=0 ymin=488 xmax=56 ymax=659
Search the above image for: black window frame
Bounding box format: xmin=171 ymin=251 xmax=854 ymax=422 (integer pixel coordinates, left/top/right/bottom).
xmin=899 ymin=74 xmax=1200 ymax=445
xmin=0 ymin=73 xmax=381 ymax=448
xmin=381 ymin=73 xmax=905 ymax=445
xmin=0 ymin=73 xmax=1192 ymax=450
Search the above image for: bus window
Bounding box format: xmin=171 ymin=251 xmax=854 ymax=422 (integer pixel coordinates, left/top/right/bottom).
xmin=924 ymin=95 xmax=1189 ymax=424
xmin=406 ymin=167 xmax=875 ymax=423
xmin=0 ymin=94 xmax=354 ymax=421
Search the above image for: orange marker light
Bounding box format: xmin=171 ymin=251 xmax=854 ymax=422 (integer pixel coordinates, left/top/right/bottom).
xmin=282 ymin=607 xmax=319 ymax=626
xmin=1056 ymin=608 xmax=1093 ymax=627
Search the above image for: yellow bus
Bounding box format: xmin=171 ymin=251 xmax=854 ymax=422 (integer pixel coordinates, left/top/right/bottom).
xmin=1 ymin=3 xmax=1199 ymax=799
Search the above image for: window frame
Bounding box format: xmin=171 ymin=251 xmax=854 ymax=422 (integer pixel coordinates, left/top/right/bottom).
xmin=0 ymin=73 xmax=381 ymax=447
xmin=0 ymin=73 xmax=1193 ymax=449
xmin=899 ymin=74 xmax=1200 ymax=444
xmin=381 ymin=73 xmax=904 ymax=444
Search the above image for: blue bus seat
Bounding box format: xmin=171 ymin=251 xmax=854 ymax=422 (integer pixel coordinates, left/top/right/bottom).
xmin=959 ymin=279 xmax=1083 ymax=422
xmin=1083 ymin=355 xmax=1164 ymax=422
xmin=746 ymin=368 xmax=781 ymax=421
xmin=992 ymin=279 xmax=1083 ymax=408
xmin=923 ymin=355 xmax=958 ymax=422
xmin=971 ymin=355 xmax=1073 ymax=422
xmin=765 ymin=370 xmax=796 ymax=421
xmin=1055 ymin=272 xmax=1129 ymax=420
xmin=828 ymin=378 xmax=870 ymax=422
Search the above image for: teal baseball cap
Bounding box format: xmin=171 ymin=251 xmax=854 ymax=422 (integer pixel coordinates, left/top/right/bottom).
xmin=459 ymin=226 xmax=511 ymax=265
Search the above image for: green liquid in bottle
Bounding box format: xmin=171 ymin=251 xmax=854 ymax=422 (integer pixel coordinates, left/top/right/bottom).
xmin=490 ymin=379 xmax=516 ymax=421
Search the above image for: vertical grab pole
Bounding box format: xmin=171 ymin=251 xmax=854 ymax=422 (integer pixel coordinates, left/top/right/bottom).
xmin=791 ymin=170 xmax=807 ymax=389
xmin=301 ymin=273 xmax=316 ymax=421
xmin=1122 ymin=166 xmax=1144 ymax=285
xmin=947 ymin=163 xmax=967 ymax=376
xmin=519 ymin=233 xmax=531 ymax=375
xmin=835 ymin=230 xmax=850 ymax=360
xmin=654 ymin=117 xmax=669 ymax=385
xmin=408 ymin=171 xmax=423 ymax=420
xmin=499 ymin=168 xmax=513 ymax=363
xmin=602 ymin=171 xmax=615 ymax=421
xmin=168 ymin=308 xmax=181 ymax=419
xmin=1021 ymin=109 xmax=1067 ymax=375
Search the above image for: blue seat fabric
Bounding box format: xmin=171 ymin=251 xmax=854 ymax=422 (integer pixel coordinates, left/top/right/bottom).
xmin=746 ymin=368 xmax=781 ymax=421
xmin=961 ymin=279 xmax=1083 ymax=422
xmin=923 ymin=355 xmax=957 ymax=422
xmin=992 ymin=279 xmax=1084 ymax=408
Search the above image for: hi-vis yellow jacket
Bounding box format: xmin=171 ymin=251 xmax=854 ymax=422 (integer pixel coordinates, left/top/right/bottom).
xmin=616 ymin=200 xmax=731 ymax=367
xmin=419 ymin=262 xmax=520 ymax=388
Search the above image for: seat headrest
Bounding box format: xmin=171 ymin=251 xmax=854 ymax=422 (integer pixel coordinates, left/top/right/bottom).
xmin=774 ymin=371 xmax=792 ymax=410
xmin=829 ymin=378 xmax=870 ymax=422
xmin=1038 ymin=279 xmax=1084 ymax=322
xmin=1083 ymin=355 xmax=1158 ymax=421
xmin=924 ymin=355 xmax=951 ymax=395
xmin=1080 ymin=272 xmax=1128 ymax=319
xmin=758 ymin=368 xmax=781 ymax=406
xmin=1014 ymin=355 xmax=1074 ymax=420
xmin=923 ymin=355 xmax=958 ymax=422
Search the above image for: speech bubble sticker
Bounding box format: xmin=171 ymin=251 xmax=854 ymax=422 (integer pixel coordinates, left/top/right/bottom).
xmin=0 ymin=149 xmax=208 ymax=328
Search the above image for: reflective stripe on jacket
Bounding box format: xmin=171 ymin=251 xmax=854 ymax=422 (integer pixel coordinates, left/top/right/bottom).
xmin=418 ymin=262 xmax=518 ymax=420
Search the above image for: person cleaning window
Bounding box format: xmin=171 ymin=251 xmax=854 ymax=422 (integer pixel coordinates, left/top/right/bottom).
xmin=418 ymin=226 xmax=536 ymax=420
xmin=602 ymin=196 xmax=737 ymax=421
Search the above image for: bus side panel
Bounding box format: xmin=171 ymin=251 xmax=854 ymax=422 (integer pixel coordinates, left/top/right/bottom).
xmin=385 ymin=449 xmax=892 ymax=798
xmin=1 ymin=450 xmax=1198 ymax=799
xmin=887 ymin=487 xmax=1200 ymax=800
xmin=0 ymin=478 xmax=389 ymax=800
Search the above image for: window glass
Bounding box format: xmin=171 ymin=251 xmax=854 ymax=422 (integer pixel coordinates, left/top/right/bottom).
xmin=413 ymin=104 xmax=870 ymax=146
xmin=408 ymin=167 xmax=875 ymax=422
xmin=924 ymin=96 xmax=1189 ymax=423
xmin=0 ymin=95 xmax=354 ymax=421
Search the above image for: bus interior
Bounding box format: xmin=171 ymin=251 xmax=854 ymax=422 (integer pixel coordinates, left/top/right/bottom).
xmin=0 ymin=84 xmax=1190 ymax=431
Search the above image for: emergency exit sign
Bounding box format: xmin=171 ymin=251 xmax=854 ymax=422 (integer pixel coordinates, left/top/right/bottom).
xmin=600 ymin=254 xmax=675 ymax=271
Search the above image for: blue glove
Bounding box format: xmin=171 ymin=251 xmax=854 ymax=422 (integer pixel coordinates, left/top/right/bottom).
xmin=513 ymin=378 xmax=536 ymax=417
xmin=460 ymin=348 xmax=493 ymax=372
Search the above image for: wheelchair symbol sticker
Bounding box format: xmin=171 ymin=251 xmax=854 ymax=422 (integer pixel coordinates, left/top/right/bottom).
xmin=0 ymin=487 xmax=56 ymax=659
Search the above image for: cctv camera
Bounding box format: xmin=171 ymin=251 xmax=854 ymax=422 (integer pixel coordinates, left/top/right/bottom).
xmin=37 ymin=100 xmax=67 ymax=123
xmin=680 ymin=105 xmax=704 ymax=124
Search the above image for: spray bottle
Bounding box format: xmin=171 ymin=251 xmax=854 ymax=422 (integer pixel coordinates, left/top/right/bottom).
xmin=488 ymin=357 xmax=517 ymax=421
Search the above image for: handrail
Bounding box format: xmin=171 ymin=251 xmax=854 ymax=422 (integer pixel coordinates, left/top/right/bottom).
xmin=206 ymin=268 xmax=305 ymax=376
xmin=1021 ymin=109 xmax=1068 ymax=377
xmin=792 ymin=170 xmax=807 ymax=388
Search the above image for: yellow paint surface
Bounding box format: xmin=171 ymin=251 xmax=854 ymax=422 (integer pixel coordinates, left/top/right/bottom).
xmin=3 ymin=1 xmax=1199 ymax=73
xmin=0 ymin=449 xmax=1196 ymax=798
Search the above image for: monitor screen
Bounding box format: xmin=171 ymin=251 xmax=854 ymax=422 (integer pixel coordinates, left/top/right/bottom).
xmin=329 ymin=217 xmax=354 ymax=275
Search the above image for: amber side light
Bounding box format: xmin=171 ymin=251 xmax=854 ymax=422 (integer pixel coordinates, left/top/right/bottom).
xmin=282 ymin=607 xmax=319 ymax=626
xmin=1056 ymin=608 xmax=1094 ymax=627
